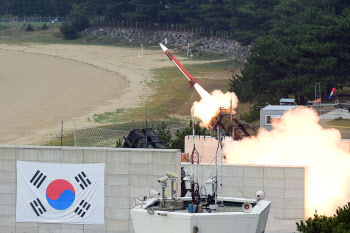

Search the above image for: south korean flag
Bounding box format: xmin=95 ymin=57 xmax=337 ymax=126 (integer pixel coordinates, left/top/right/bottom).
xmin=16 ymin=161 xmax=104 ymax=224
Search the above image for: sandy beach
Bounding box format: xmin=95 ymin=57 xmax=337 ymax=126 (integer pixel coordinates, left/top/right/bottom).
xmin=0 ymin=43 xmax=208 ymax=145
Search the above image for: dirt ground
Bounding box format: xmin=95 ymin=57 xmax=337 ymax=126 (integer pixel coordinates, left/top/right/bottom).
xmin=0 ymin=43 xmax=210 ymax=145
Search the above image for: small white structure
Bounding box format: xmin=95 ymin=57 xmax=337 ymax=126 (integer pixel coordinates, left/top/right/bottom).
xmin=260 ymin=105 xmax=298 ymax=131
xmin=131 ymin=197 xmax=271 ymax=233
xmin=279 ymin=98 xmax=295 ymax=105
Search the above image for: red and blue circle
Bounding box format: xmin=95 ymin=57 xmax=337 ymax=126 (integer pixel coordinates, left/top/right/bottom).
xmin=46 ymin=179 xmax=75 ymax=210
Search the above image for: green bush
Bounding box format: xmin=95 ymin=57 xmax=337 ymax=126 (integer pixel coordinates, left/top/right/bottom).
xmin=41 ymin=23 xmax=48 ymax=30
xmin=59 ymin=17 xmax=89 ymax=40
xmin=243 ymin=109 xmax=260 ymax=123
xmin=297 ymin=203 xmax=350 ymax=233
xmin=153 ymin=121 xmax=209 ymax=152
xmin=25 ymin=24 xmax=34 ymax=31
xmin=71 ymin=17 xmax=90 ymax=31
xmin=60 ymin=22 xmax=78 ymax=40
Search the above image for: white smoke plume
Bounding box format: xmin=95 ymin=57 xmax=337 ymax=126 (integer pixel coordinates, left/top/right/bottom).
xmin=192 ymin=84 xmax=239 ymax=127
xmin=222 ymin=106 xmax=350 ymax=216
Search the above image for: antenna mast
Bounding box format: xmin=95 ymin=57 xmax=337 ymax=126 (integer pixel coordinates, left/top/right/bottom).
xmin=190 ymin=108 xmax=200 ymax=204
xmin=145 ymin=74 xmax=148 ymax=148
xmin=230 ymin=96 xmax=233 ymax=137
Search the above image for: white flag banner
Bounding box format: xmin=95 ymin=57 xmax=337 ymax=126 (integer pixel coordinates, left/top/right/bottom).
xmin=16 ymin=161 xmax=105 ymax=224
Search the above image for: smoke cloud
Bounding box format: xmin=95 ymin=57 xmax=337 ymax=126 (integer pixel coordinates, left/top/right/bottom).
xmin=222 ymin=106 xmax=350 ymax=216
xmin=190 ymin=84 xmax=350 ymax=216
xmin=192 ymin=84 xmax=239 ymax=127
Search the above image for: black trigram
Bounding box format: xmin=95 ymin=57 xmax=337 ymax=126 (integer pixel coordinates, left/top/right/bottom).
xmin=74 ymin=200 xmax=90 ymax=217
xmin=30 ymin=170 xmax=47 ymax=188
xmin=74 ymin=171 xmax=91 ymax=190
xmin=30 ymin=198 xmax=46 ymax=217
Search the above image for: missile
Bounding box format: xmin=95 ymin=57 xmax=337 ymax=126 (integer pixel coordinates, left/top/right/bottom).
xmin=160 ymin=43 xmax=199 ymax=87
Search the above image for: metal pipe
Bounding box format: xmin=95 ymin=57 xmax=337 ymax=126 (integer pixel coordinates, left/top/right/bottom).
xmin=162 ymin=185 xmax=165 ymax=208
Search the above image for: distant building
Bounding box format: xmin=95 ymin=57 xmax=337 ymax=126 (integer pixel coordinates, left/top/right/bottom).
xmin=279 ymin=98 xmax=295 ymax=105
xmin=260 ymin=105 xmax=298 ymax=131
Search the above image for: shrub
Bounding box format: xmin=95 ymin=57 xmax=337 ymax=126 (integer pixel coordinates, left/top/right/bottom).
xmin=60 ymin=17 xmax=90 ymax=40
xmin=243 ymin=109 xmax=260 ymax=123
xmin=154 ymin=122 xmax=172 ymax=148
xmin=60 ymin=22 xmax=78 ymax=40
xmin=41 ymin=23 xmax=48 ymax=30
xmin=297 ymin=203 xmax=350 ymax=233
xmin=115 ymin=138 xmax=124 ymax=148
xmin=71 ymin=17 xmax=90 ymax=31
xmin=25 ymin=24 xmax=34 ymax=31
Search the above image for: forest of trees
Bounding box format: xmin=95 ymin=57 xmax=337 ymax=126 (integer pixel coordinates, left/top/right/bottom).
xmin=2 ymin=0 xmax=350 ymax=45
xmin=1 ymin=0 xmax=349 ymax=109
xmin=230 ymin=0 xmax=350 ymax=106
xmin=0 ymin=0 xmax=293 ymax=44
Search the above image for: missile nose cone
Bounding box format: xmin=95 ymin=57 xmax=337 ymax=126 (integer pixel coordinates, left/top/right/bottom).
xmin=159 ymin=43 xmax=168 ymax=53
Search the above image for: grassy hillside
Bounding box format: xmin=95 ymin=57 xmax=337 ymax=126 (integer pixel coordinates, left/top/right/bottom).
xmin=92 ymin=60 xmax=241 ymax=125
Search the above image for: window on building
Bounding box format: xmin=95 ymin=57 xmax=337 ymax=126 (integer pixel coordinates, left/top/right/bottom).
xmin=265 ymin=115 xmax=281 ymax=125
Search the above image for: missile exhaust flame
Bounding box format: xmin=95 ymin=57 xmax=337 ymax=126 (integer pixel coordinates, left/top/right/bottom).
xmin=193 ymin=84 xmax=238 ymax=127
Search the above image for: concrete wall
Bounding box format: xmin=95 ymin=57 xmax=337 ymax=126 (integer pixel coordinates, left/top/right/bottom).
xmin=182 ymin=163 xmax=307 ymax=219
xmin=0 ymin=145 xmax=181 ymax=233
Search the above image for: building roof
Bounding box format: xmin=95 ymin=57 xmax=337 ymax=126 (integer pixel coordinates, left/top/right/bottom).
xmin=280 ymin=98 xmax=295 ymax=103
xmin=262 ymin=105 xmax=298 ymax=111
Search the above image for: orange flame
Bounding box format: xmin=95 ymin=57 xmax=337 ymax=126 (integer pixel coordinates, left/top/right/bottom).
xmin=192 ymin=84 xmax=238 ymax=127
xmin=191 ymin=85 xmax=350 ymax=216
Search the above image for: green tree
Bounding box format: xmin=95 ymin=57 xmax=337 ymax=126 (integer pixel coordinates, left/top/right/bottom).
xmin=297 ymin=203 xmax=350 ymax=233
xmin=25 ymin=23 xmax=35 ymax=31
xmin=225 ymin=0 xmax=280 ymax=45
xmin=231 ymin=1 xmax=350 ymax=105
xmin=106 ymin=0 xmax=133 ymax=21
xmin=47 ymin=0 xmax=72 ymax=16
xmin=170 ymin=121 xmax=208 ymax=152
xmin=176 ymin=0 xmax=202 ymax=26
xmin=0 ymin=0 xmax=19 ymax=15
xmin=60 ymin=22 xmax=78 ymax=39
xmin=154 ymin=122 xmax=172 ymax=148
xmin=123 ymin=0 xmax=164 ymax=22
xmin=200 ymin=0 xmax=231 ymax=31
xmin=154 ymin=121 xmax=209 ymax=152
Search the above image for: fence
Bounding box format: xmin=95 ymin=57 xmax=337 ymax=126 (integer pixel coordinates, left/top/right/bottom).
xmin=0 ymin=16 xmax=70 ymax=23
xmin=91 ymin=16 xmax=232 ymax=38
xmin=0 ymin=16 xmax=70 ymax=27
xmin=0 ymin=15 xmax=233 ymax=39
xmin=73 ymin=128 xmax=129 ymax=148
xmin=73 ymin=127 xmax=187 ymax=148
